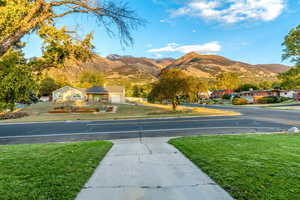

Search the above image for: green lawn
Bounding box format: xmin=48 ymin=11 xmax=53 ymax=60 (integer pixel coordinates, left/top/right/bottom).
xmin=169 ymin=134 xmax=300 ymax=200
xmin=0 ymin=141 xmax=112 ymax=200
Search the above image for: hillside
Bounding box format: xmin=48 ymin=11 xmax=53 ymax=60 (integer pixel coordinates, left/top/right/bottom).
xmin=165 ymin=52 xmax=289 ymax=82
xmin=46 ymin=55 xmax=173 ymax=86
xmin=45 ymin=53 xmax=289 ymax=86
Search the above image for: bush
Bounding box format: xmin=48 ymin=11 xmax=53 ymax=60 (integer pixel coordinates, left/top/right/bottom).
xmin=222 ymin=93 xmax=232 ymax=100
xmin=279 ymin=96 xmax=289 ymax=102
xmin=0 ymin=112 xmax=29 ymax=120
xmin=257 ymin=96 xmax=279 ymax=104
xmin=232 ymin=98 xmax=248 ymax=105
xmin=0 ymin=102 xmax=6 ymax=112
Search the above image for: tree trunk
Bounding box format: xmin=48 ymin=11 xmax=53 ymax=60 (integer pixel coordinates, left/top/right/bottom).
xmin=0 ymin=30 xmax=27 ymax=57
xmin=172 ymin=99 xmax=177 ymax=111
xmin=9 ymin=103 xmax=15 ymax=112
xmin=0 ymin=0 xmax=47 ymax=57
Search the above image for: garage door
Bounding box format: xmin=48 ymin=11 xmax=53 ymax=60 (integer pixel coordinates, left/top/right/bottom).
xmin=111 ymin=95 xmax=121 ymax=103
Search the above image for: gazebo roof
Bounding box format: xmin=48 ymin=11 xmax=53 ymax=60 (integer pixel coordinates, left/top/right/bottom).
xmin=86 ymin=86 xmax=109 ymax=94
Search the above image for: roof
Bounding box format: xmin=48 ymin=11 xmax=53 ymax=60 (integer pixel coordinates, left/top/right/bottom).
xmin=212 ymin=90 xmax=234 ymax=93
xmin=239 ymin=89 xmax=283 ymax=95
xmin=53 ymin=85 xmax=125 ymax=95
xmin=53 ymin=86 xmax=83 ymax=94
xmin=105 ymin=86 xmax=125 ymax=93
xmin=86 ymin=86 xmax=108 ymax=94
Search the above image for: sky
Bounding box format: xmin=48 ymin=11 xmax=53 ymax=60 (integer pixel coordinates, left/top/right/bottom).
xmin=23 ymin=0 xmax=300 ymax=65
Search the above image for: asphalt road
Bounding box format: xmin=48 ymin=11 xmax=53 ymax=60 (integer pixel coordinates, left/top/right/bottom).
xmin=0 ymin=105 xmax=299 ymax=144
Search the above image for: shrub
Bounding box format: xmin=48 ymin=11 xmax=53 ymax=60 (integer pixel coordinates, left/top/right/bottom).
xmin=49 ymin=106 xmax=100 ymax=113
xmin=232 ymin=98 xmax=248 ymax=105
xmin=279 ymin=96 xmax=289 ymax=102
xmin=0 ymin=112 xmax=29 ymax=120
xmin=222 ymin=93 xmax=231 ymax=100
xmin=0 ymin=102 xmax=6 ymax=112
xmin=257 ymin=96 xmax=279 ymax=104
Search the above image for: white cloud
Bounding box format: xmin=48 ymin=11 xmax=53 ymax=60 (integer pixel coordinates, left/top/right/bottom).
xmin=171 ymin=0 xmax=285 ymax=23
xmin=148 ymin=41 xmax=221 ymax=54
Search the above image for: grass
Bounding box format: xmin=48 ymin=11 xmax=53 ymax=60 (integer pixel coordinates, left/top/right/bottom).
xmin=0 ymin=102 xmax=238 ymax=123
xmin=169 ymin=134 xmax=300 ymax=200
xmin=0 ymin=141 xmax=112 ymax=200
xmin=235 ymin=100 xmax=300 ymax=108
xmin=267 ymin=106 xmax=300 ymax=110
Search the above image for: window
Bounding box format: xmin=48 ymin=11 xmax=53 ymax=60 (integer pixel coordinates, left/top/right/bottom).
xmin=73 ymin=94 xmax=82 ymax=99
xmin=56 ymin=93 xmax=62 ymax=98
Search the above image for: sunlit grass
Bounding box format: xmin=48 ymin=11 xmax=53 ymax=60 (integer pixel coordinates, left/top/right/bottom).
xmin=0 ymin=141 xmax=112 ymax=200
xmin=170 ymin=134 xmax=300 ymax=200
xmin=0 ymin=102 xmax=238 ymax=123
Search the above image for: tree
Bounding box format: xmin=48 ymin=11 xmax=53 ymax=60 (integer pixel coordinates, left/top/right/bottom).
xmin=258 ymin=81 xmax=273 ymax=90
xmin=132 ymin=84 xmax=152 ymax=98
xmin=0 ymin=0 xmax=144 ymax=57
xmin=31 ymin=24 xmax=95 ymax=70
xmin=279 ymin=24 xmax=300 ymax=89
xmin=185 ymin=78 xmax=209 ymax=102
xmin=215 ymin=72 xmax=241 ymax=90
xmin=282 ymin=24 xmax=300 ymax=65
xmin=278 ymin=66 xmax=300 ymax=89
xmin=0 ymin=49 xmax=37 ymax=111
xmin=39 ymin=77 xmax=60 ymax=97
xmin=79 ymin=71 xmax=105 ymax=88
xmin=237 ymin=83 xmax=259 ymax=92
xmin=149 ymin=69 xmax=194 ymax=111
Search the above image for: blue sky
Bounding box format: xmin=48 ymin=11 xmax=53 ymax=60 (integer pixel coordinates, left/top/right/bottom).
xmin=23 ymin=0 xmax=300 ymax=65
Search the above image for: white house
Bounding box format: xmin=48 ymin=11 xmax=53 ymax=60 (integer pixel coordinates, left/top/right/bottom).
xmin=52 ymin=86 xmax=85 ymax=102
xmin=52 ymin=86 xmax=125 ymax=103
xmin=280 ymin=90 xmax=296 ymax=99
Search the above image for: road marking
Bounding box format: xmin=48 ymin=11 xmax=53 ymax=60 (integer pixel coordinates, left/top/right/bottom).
xmin=0 ymin=126 xmax=284 ymax=139
xmin=86 ymin=118 xmax=249 ymax=126
xmin=0 ymin=115 xmax=241 ymax=126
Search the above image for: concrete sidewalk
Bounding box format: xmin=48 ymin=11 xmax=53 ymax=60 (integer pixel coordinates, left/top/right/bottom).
xmin=76 ymin=137 xmax=233 ymax=200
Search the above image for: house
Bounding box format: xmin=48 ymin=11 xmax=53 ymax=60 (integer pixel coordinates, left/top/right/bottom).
xmin=86 ymin=86 xmax=125 ymax=103
xmin=280 ymin=90 xmax=296 ymax=99
xmin=52 ymin=86 xmax=85 ymax=102
xmin=198 ymin=91 xmax=212 ymax=100
xmin=294 ymin=90 xmax=300 ymax=101
xmin=210 ymin=90 xmax=235 ymax=99
xmin=239 ymin=89 xmax=281 ymax=103
xmin=39 ymin=96 xmax=50 ymax=102
xmin=52 ymin=86 xmax=125 ymax=103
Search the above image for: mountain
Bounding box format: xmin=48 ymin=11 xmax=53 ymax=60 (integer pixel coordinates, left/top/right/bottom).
xmin=165 ymin=52 xmax=289 ymax=82
xmin=45 ymin=55 xmax=174 ymax=86
xmin=255 ymin=64 xmax=290 ymax=74
xmin=45 ymin=53 xmax=289 ymax=86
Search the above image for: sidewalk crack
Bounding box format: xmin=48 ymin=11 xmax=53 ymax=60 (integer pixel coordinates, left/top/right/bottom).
xmin=83 ymin=183 xmax=217 ymax=190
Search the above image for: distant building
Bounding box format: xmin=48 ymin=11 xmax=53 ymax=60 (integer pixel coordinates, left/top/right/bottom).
xmin=238 ymin=89 xmax=295 ymax=103
xmin=52 ymin=86 xmax=125 ymax=103
xmin=294 ymin=90 xmax=300 ymax=101
xmin=52 ymin=86 xmax=84 ymax=102
xmin=39 ymin=96 xmax=50 ymax=102
xmin=280 ymin=90 xmax=296 ymax=99
xmin=210 ymin=90 xmax=235 ymax=99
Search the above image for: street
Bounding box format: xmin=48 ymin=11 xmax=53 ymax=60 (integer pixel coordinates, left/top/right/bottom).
xmin=0 ymin=105 xmax=299 ymax=144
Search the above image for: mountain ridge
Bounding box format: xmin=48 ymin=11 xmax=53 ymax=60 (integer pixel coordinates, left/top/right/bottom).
xmin=45 ymin=52 xmax=290 ymax=86
xmin=165 ymin=52 xmax=289 ymax=81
